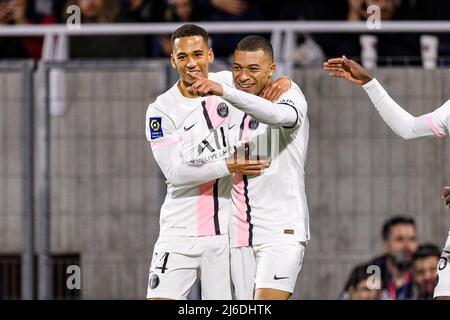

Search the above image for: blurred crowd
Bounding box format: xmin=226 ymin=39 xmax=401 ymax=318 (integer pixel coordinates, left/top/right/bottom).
xmin=0 ymin=0 xmax=449 ymax=62
xmin=340 ymin=216 xmax=443 ymax=300
xmin=0 ymin=0 xmax=449 ymax=63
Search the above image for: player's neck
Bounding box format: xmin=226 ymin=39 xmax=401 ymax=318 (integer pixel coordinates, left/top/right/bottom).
xmin=260 ymin=80 xmax=273 ymax=96
xmin=177 ymin=80 xmax=198 ymax=99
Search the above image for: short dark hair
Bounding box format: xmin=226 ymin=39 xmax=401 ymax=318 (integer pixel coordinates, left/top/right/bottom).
xmin=235 ymin=35 xmax=274 ymax=62
xmin=382 ymin=216 xmax=416 ymax=240
xmin=171 ymin=24 xmax=209 ymax=45
xmin=343 ymin=264 xmax=372 ymax=291
xmin=413 ymin=243 xmax=441 ymax=261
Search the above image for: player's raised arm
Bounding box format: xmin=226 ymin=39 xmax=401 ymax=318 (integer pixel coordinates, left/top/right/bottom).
xmin=188 ymin=74 xmax=302 ymax=128
xmin=211 ymin=70 xmax=292 ymax=102
xmin=221 ymin=82 xmax=305 ymax=128
xmin=146 ymin=105 xmax=270 ymax=187
xmin=324 ymin=56 xmax=449 ymax=140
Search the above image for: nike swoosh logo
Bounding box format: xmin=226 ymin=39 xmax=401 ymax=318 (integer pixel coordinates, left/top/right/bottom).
xmin=273 ymin=275 xmax=289 ymax=280
xmin=228 ymin=124 xmax=236 ymax=130
xmin=184 ymin=122 xmax=197 ymax=131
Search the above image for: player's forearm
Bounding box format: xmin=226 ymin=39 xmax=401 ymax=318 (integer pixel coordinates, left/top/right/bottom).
xmin=167 ymin=161 xmax=230 ymax=187
xmin=153 ymin=146 xmax=230 ymax=187
xmin=362 ymin=78 xmax=435 ymax=140
xmin=221 ymin=86 xmax=297 ymax=126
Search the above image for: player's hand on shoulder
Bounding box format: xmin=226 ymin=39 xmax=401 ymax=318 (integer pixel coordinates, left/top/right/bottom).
xmin=260 ymin=76 xmax=291 ymax=102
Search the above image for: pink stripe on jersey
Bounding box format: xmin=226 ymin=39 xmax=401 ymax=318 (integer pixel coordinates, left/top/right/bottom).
xmin=197 ymin=181 xmax=216 ymax=236
xmin=234 ymin=174 xmax=250 ymax=247
xmin=151 ymin=136 xmax=180 ymax=151
xmin=232 ymin=114 xmax=254 ymax=247
xmin=241 ymin=116 xmax=252 ymax=143
xmin=205 ymin=96 xmax=227 ymax=129
xmin=427 ymin=114 xmax=445 ymax=138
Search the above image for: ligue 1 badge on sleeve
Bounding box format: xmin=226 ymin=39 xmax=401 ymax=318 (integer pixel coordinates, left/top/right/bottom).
xmin=149 ymin=117 xmax=163 ymax=140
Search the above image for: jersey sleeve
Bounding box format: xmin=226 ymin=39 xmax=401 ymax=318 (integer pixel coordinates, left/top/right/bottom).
xmin=145 ymin=102 xmax=179 ymax=150
xmin=145 ymin=102 xmax=230 ymax=187
xmin=221 ymin=84 xmax=299 ymax=127
xmin=209 ymin=70 xmax=235 ymax=88
xmin=362 ymin=78 xmax=448 ymax=140
xmin=276 ymin=81 xmax=308 ymax=130
xmin=430 ymin=100 xmax=450 ymax=137
xmin=152 ymin=141 xmax=230 ymax=188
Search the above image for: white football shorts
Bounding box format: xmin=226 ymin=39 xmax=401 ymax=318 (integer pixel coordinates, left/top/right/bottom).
xmin=146 ymin=234 xmax=232 ymax=300
xmin=230 ymin=241 xmax=306 ymax=299
xmin=434 ymin=231 xmax=450 ymax=299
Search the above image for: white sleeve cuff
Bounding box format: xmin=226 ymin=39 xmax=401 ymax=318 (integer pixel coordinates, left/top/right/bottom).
xmin=362 ymin=78 xmax=388 ymax=104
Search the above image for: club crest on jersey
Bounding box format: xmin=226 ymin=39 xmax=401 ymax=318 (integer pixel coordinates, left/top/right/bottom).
xmin=249 ymin=118 xmax=259 ymax=130
xmin=438 ymin=256 xmax=448 ymax=271
xmin=217 ymin=102 xmax=229 ymax=118
xmin=149 ymin=273 xmax=160 ymax=289
xmin=149 ymin=117 xmax=163 ymax=140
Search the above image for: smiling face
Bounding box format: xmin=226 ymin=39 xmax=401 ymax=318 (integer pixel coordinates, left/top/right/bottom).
xmin=232 ymin=49 xmax=276 ymax=96
xmin=171 ymin=35 xmax=213 ymax=89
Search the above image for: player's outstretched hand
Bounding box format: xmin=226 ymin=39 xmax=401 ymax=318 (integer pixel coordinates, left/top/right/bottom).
xmin=187 ymin=73 xmax=224 ymax=97
xmin=443 ymin=186 xmax=450 ymax=209
xmin=260 ymin=76 xmax=291 ymax=102
xmin=323 ymin=56 xmax=373 ymax=85
xmin=226 ymin=155 xmax=271 ymax=176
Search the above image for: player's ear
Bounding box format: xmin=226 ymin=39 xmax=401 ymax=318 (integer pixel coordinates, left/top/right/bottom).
xmin=208 ymin=48 xmax=214 ymax=64
xmin=170 ymin=53 xmax=176 ymax=69
xmin=269 ymin=63 xmax=276 ymax=78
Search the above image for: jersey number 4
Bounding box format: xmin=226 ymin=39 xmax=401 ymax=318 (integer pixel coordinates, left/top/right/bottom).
xmin=155 ymin=252 xmax=170 ymax=273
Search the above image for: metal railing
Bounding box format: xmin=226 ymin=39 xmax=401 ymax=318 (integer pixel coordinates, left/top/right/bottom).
xmin=1 ymin=21 xmax=449 ymax=75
